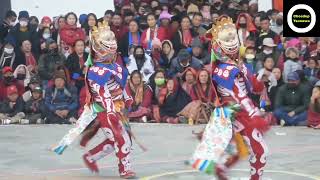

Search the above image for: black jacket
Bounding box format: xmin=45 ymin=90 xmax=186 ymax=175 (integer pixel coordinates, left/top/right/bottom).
xmin=65 ymin=52 xmax=88 ymax=78
xmin=171 ymin=29 xmax=198 ymax=52
xmin=24 ymin=98 xmax=47 ymax=118
xmin=0 ymin=97 xmax=25 ymax=117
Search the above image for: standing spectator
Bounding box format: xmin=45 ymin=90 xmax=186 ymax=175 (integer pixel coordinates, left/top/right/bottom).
xmin=274 ymin=72 xmax=309 ymax=126
xmin=22 ymin=76 xmax=41 ymax=102
xmin=140 ymin=13 xmax=167 ymax=54
xmin=191 ymin=12 xmax=207 ymax=36
xmin=172 ymin=16 xmax=198 ymax=52
xmin=0 ymin=66 xmax=24 ymax=101
xmin=123 ymin=11 xmax=135 ymax=26
xmin=256 ymin=15 xmax=279 ymax=48
xmin=44 ymin=71 xmax=78 ymax=124
xmin=307 ymin=81 xmax=320 ymax=128
xmin=65 ymin=39 xmax=88 ymax=91
xmin=127 ymin=46 xmax=155 ymax=82
xmin=103 ymin=10 xmax=114 ymax=25
xmin=29 ymin=16 xmax=39 ymax=31
xmin=0 ymin=42 xmax=16 ymax=68
xmin=13 ymin=64 xmax=31 ymax=88
xmin=6 ymin=11 xmax=40 ymax=56
xmin=0 ymin=85 xmax=25 ymax=124
xmin=235 ymin=13 xmax=256 ymax=46
xmin=283 ymin=47 xmax=302 ymax=83
xmin=248 ymin=0 xmax=259 ymax=17
xmin=270 ymin=12 xmax=283 ymax=35
xmin=159 ymin=40 xmax=176 ymax=71
xmin=110 ymin=13 xmax=128 ymax=43
xmin=304 ymin=57 xmax=319 ymax=80
xmin=159 ymin=10 xmax=174 ymax=40
xmin=38 ymin=39 xmax=66 ymax=89
xmin=83 ymin=13 xmax=98 ymax=36
xmin=126 ymin=70 xmax=153 ymax=122
xmin=119 ymin=20 xmax=141 ymax=58
xmin=0 ymin=10 xmax=17 ymax=47
xmin=14 ymin=40 xmax=38 ymax=72
xmin=180 ymin=67 xmax=197 ymax=96
xmin=24 ymin=86 xmax=46 ymax=124
xmin=158 ymin=78 xmax=191 ymax=123
xmin=191 ymin=37 xmax=210 ymax=65
xmin=255 ymin=38 xmax=280 ymax=72
xmin=168 ymin=49 xmax=203 ymax=78
xmin=52 ymin=15 xmax=65 ymax=42
xmin=59 ymin=12 xmax=85 ymax=58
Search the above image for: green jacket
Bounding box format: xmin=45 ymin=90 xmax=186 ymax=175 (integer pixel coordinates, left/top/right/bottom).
xmin=275 ymin=83 xmax=310 ymax=114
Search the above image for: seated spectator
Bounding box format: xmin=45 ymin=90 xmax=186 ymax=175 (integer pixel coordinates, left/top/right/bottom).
xmin=6 ymin=11 xmax=40 ymax=56
xmin=308 ymin=81 xmax=320 ymax=128
xmin=304 ymin=57 xmax=319 ymax=80
xmin=126 ymin=70 xmax=152 ymax=122
xmin=274 ymin=72 xmax=309 ymax=126
xmin=24 ymin=86 xmax=46 ymax=124
xmin=127 ymin=46 xmax=154 ymax=82
xmin=268 ymin=67 xmax=284 ymax=111
xmin=180 ymin=67 xmax=197 ymax=96
xmin=0 ymin=42 xmax=15 ymax=69
xmin=172 ymin=16 xmax=198 ymax=52
xmin=0 ymin=66 xmax=24 ymax=101
xmin=65 ymin=39 xmax=88 ymax=91
xmin=235 ymin=13 xmax=256 ymax=46
xmin=0 ymin=85 xmax=25 ymax=124
xmin=0 ymin=10 xmax=17 ymax=46
xmin=45 ymin=71 xmax=78 ymax=124
xmin=149 ymin=69 xmax=167 ymax=122
xmin=38 ymin=39 xmax=66 ymax=89
xmin=255 ymin=38 xmax=279 ymax=72
xmin=243 ymin=46 xmax=256 ymax=73
xmin=159 ymin=10 xmax=174 ymax=40
xmin=110 ymin=13 xmax=128 ymax=43
xmin=118 ymin=20 xmax=141 ymax=58
xmin=158 ymin=78 xmax=191 ymax=123
xmin=168 ymin=49 xmax=203 ymax=78
xmin=191 ymin=37 xmax=210 ymax=65
xmin=159 ymin=40 xmax=175 ymax=71
xmin=14 ymin=40 xmax=38 ymax=73
xmin=141 ymin=13 xmax=167 ymax=54
xmin=191 ymin=12 xmax=207 ymax=37
xmin=283 ymin=47 xmax=302 ymax=83
xmin=270 ymin=12 xmax=283 ymax=35
xmin=59 ymin=12 xmax=85 ymax=58
xmin=179 ymin=69 xmax=216 ymax=124
xmin=13 ymin=64 xmax=31 ymax=88
xmin=255 ymin=15 xmax=279 ymax=48
xmin=22 ymin=76 xmax=41 ymax=102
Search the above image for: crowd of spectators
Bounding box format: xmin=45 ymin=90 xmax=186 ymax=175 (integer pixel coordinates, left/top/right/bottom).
xmin=0 ymin=0 xmax=319 ymax=128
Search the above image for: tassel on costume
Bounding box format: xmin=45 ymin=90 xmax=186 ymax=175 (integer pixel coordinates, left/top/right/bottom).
xmin=234 ymin=133 xmax=249 ymax=160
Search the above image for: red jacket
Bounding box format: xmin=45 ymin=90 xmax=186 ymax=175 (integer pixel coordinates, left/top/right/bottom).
xmin=111 ymin=25 xmax=128 ymax=42
xmin=141 ymin=27 xmax=167 ymax=50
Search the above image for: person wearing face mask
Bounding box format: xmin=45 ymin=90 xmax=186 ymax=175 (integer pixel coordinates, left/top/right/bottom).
xmin=148 ymin=70 xmax=166 ymax=122
xmin=243 ymin=46 xmax=256 ymax=73
xmin=127 ymin=46 xmax=155 ymax=82
xmin=0 ymin=43 xmax=16 ymax=69
xmin=0 ymin=10 xmax=17 ymax=46
xmin=270 ymin=13 xmax=283 ymax=35
xmin=274 ymin=72 xmax=309 ymax=126
xmin=5 ymin=11 xmax=40 ymax=57
xmin=255 ymin=38 xmax=280 ymax=72
xmin=0 ymin=66 xmax=25 ymax=101
xmin=168 ymin=48 xmax=203 ymax=78
xmin=13 ymin=64 xmax=31 ymax=88
xmin=38 ymin=39 xmax=66 ymax=90
xmin=283 ymin=47 xmax=303 ymax=83
xmin=235 ymin=13 xmax=256 ymax=46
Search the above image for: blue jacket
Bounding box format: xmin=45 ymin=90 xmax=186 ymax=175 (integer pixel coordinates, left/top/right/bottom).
xmin=168 ymin=57 xmax=203 ymax=78
xmin=45 ymin=85 xmax=78 ymax=112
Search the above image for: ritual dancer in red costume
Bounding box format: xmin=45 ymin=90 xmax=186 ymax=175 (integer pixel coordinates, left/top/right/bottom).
xmin=192 ymin=16 xmax=269 ymax=180
xmin=78 ymin=21 xmax=135 ymax=179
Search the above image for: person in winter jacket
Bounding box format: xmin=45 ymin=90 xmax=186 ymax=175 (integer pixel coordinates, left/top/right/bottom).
xmin=24 ymin=86 xmax=47 ymax=124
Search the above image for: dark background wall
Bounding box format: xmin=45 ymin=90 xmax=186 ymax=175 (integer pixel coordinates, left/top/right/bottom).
xmin=0 ymin=0 xmax=11 ymax=21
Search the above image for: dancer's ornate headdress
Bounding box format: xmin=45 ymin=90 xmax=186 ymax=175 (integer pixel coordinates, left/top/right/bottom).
xmin=90 ymin=21 xmax=117 ymax=63
xmin=208 ymin=16 xmax=240 ymax=61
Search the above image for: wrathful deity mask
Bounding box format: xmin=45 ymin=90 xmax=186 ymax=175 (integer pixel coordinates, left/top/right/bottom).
xmin=90 ymin=21 xmax=118 ymax=63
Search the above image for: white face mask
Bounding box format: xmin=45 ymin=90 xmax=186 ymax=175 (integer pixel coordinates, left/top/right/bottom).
xmin=4 ymin=48 xmax=14 ymax=54
xmin=64 ymin=52 xmax=70 ymax=58
xmin=85 ymin=47 xmax=91 ymax=53
xmin=263 ymin=49 xmax=273 ymax=55
xmin=42 ymin=33 xmax=50 ymax=39
xmin=19 ymin=20 xmax=28 ymax=27
xmin=10 ymin=21 xmax=16 ymax=26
